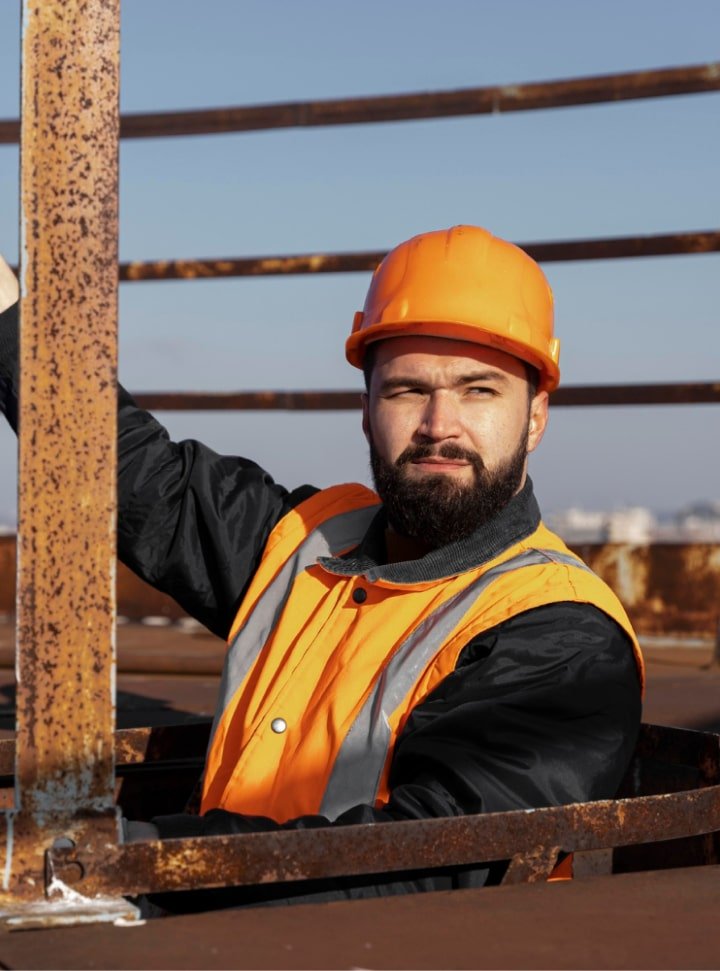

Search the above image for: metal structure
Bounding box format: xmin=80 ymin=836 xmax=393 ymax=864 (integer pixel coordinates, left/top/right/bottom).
xmin=0 ymin=0 xmax=718 ymax=928
xmin=0 ymin=0 xmax=130 ymax=925
xmin=1 ymin=60 xmax=718 ymax=143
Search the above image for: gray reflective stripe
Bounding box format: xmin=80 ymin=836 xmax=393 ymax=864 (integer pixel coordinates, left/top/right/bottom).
xmin=207 ymin=503 xmax=380 ymax=752
xmin=319 ymin=546 xmax=593 ymax=820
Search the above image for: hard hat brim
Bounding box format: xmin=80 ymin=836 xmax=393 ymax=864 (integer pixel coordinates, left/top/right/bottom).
xmin=345 ymin=319 xmax=560 ymax=393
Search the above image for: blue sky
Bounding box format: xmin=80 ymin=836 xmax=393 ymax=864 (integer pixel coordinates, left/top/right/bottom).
xmin=0 ymin=0 xmax=718 ymax=522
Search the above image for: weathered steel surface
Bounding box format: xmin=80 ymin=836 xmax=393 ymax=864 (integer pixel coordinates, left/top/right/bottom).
xmin=130 ymin=381 xmax=720 ymax=412
xmin=2 ymin=61 xmax=718 ymax=144
xmin=0 ymin=0 xmax=122 ymax=906
xmin=576 ymin=543 xmax=720 ymax=636
xmin=47 ymin=776 xmax=720 ymax=897
xmin=114 ymin=230 xmax=720 ymax=283
xmin=3 ymin=864 xmax=720 ymax=971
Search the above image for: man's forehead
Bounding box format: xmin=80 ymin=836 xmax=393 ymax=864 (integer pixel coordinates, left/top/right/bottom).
xmin=371 ymin=335 xmax=527 ymax=378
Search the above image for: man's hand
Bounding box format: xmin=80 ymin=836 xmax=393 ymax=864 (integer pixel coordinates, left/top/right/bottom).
xmin=0 ymin=256 xmax=19 ymax=314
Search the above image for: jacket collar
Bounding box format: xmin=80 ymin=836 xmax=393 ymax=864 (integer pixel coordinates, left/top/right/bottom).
xmin=318 ymin=477 xmax=541 ymax=584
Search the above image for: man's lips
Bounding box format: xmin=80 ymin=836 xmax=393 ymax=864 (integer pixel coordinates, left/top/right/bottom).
xmin=410 ymin=457 xmax=471 ymax=472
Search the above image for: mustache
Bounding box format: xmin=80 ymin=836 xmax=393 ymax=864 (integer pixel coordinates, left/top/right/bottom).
xmin=395 ymin=442 xmax=485 ymax=470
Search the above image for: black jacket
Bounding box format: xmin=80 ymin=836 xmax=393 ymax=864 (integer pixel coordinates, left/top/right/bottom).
xmin=0 ymin=301 xmax=641 ymax=907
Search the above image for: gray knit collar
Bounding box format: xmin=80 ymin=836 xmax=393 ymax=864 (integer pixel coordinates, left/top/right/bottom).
xmin=318 ymin=477 xmax=541 ymax=584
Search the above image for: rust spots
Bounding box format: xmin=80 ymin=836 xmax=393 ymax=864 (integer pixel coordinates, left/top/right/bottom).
xmin=117 ymin=231 xmax=720 ymax=284
xmin=11 ymin=0 xmax=120 ymax=899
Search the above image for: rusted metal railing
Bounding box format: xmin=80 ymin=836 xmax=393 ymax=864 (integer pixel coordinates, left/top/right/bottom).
xmin=9 ymin=229 xmax=718 ymax=283
xmin=38 ymin=722 xmax=720 ymax=896
xmin=131 ymin=381 xmax=720 ymax=412
xmin=1 ymin=61 xmax=718 ymax=144
xmin=115 ymin=230 xmax=720 ymax=282
xmin=1 ymin=2 xmax=719 ymax=927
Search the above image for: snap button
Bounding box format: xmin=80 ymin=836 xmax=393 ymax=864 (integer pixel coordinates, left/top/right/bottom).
xmin=352 ymin=587 xmax=367 ymax=604
xmin=271 ymin=717 xmax=287 ymax=734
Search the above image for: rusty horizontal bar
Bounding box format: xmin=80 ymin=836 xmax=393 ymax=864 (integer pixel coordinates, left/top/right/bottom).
xmin=553 ymin=382 xmax=720 ymax=406
xmin=133 ymin=382 xmax=720 ymax=412
xmin=7 ymin=231 xmax=719 ymax=284
xmin=47 ymin=780 xmax=720 ymax=897
xmin=113 ymin=231 xmax=720 ymax=283
xmin=0 ymin=721 xmax=212 ymax=779
xmin=1 ymin=62 xmax=718 ymax=145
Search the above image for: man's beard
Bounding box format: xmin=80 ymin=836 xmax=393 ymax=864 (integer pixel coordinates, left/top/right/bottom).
xmin=369 ymin=430 xmax=528 ymax=551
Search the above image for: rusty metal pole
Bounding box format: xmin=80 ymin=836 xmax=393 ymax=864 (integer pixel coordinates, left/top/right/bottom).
xmin=0 ymin=0 xmax=129 ymax=921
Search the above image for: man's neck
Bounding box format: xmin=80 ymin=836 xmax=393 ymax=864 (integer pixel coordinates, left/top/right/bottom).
xmin=384 ymin=527 xmax=431 ymax=564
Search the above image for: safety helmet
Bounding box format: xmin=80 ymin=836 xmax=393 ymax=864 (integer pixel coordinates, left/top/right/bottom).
xmin=346 ymin=225 xmax=560 ymax=392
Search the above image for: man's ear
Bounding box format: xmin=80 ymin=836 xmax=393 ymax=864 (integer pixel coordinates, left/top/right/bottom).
xmin=361 ymin=393 xmax=370 ymax=444
xmin=527 ymin=390 xmax=549 ymax=454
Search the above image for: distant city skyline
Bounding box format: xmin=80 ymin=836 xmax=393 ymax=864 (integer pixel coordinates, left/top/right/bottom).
xmin=0 ymin=0 xmax=718 ymax=518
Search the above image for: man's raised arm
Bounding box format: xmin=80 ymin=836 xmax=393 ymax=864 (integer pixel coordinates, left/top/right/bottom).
xmin=0 ymin=256 xmax=311 ymax=637
xmin=0 ymin=257 xmax=19 ymax=433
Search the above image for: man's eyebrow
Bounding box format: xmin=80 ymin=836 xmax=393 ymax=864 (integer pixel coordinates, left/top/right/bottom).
xmin=454 ymin=369 xmax=510 ymax=385
xmin=378 ymin=369 xmax=511 ymax=392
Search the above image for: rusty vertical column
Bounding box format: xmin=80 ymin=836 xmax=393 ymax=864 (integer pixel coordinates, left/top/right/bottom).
xmin=16 ymin=0 xmax=120 ymax=836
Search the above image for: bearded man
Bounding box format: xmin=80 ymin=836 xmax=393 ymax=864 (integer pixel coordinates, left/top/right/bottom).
xmin=0 ymin=226 xmax=642 ymax=906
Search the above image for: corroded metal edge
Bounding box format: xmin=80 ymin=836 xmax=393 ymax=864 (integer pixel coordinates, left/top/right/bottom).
xmin=46 ymin=781 xmax=720 ymax=898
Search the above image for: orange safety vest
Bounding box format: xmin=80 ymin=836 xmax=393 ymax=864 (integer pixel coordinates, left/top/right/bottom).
xmin=201 ymin=484 xmax=643 ymax=823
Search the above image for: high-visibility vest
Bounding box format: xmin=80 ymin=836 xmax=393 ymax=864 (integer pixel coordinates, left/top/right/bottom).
xmin=201 ymin=484 xmax=643 ymax=822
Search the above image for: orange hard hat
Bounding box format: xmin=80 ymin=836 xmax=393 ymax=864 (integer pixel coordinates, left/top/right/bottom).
xmin=346 ymin=225 xmax=560 ymax=391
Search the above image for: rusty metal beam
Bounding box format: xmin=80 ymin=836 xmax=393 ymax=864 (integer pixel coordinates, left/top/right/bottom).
xmin=47 ymin=780 xmax=720 ymax=897
xmin=1 ymin=62 xmax=718 ymax=145
xmin=1 ymin=722 xmax=718 ymax=901
xmin=0 ymin=0 xmax=126 ymax=913
xmin=8 ymin=230 xmax=719 ymax=283
xmin=0 ymin=724 xmax=210 ymax=778
xmin=131 ymin=381 xmax=720 ymax=412
xmin=114 ymin=231 xmax=720 ymax=283
xmin=553 ymin=382 xmax=720 ymax=406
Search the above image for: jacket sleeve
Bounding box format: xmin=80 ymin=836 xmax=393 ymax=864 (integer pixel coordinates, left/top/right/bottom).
xmin=0 ymin=302 xmax=19 ymax=433
xmin=150 ymin=602 xmax=642 ymax=904
xmin=0 ymin=300 xmax=315 ymax=638
xmin=115 ymin=387 xmax=316 ymax=637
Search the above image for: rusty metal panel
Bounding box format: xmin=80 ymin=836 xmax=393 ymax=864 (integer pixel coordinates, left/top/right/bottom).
xmin=4 ymin=863 xmax=720 ymax=971
xmin=575 ymin=543 xmax=720 ymax=636
xmin=1 ymin=61 xmax=718 ymax=144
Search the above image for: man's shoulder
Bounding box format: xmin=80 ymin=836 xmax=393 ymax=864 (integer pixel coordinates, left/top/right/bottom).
xmin=462 ymin=600 xmax=639 ymax=677
xmin=285 ymin=482 xmax=380 ymax=516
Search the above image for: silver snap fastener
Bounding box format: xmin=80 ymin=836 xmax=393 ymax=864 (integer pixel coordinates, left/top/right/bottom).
xmin=271 ymin=717 xmax=287 ymax=734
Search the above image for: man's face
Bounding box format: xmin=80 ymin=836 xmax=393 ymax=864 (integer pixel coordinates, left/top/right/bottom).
xmin=362 ymin=336 xmax=549 ymax=548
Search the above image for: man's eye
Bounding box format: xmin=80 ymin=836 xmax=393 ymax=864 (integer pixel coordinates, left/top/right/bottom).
xmin=467 ymin=386 xmax=495 ymax=396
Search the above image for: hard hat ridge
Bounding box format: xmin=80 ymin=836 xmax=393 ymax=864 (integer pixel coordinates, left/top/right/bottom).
xmin=346 ymin=224 xmax=561 ymax=392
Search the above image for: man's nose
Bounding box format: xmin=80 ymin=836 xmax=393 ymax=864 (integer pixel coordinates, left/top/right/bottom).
xmin=417 ymin=391 xmax=462 ymax=441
